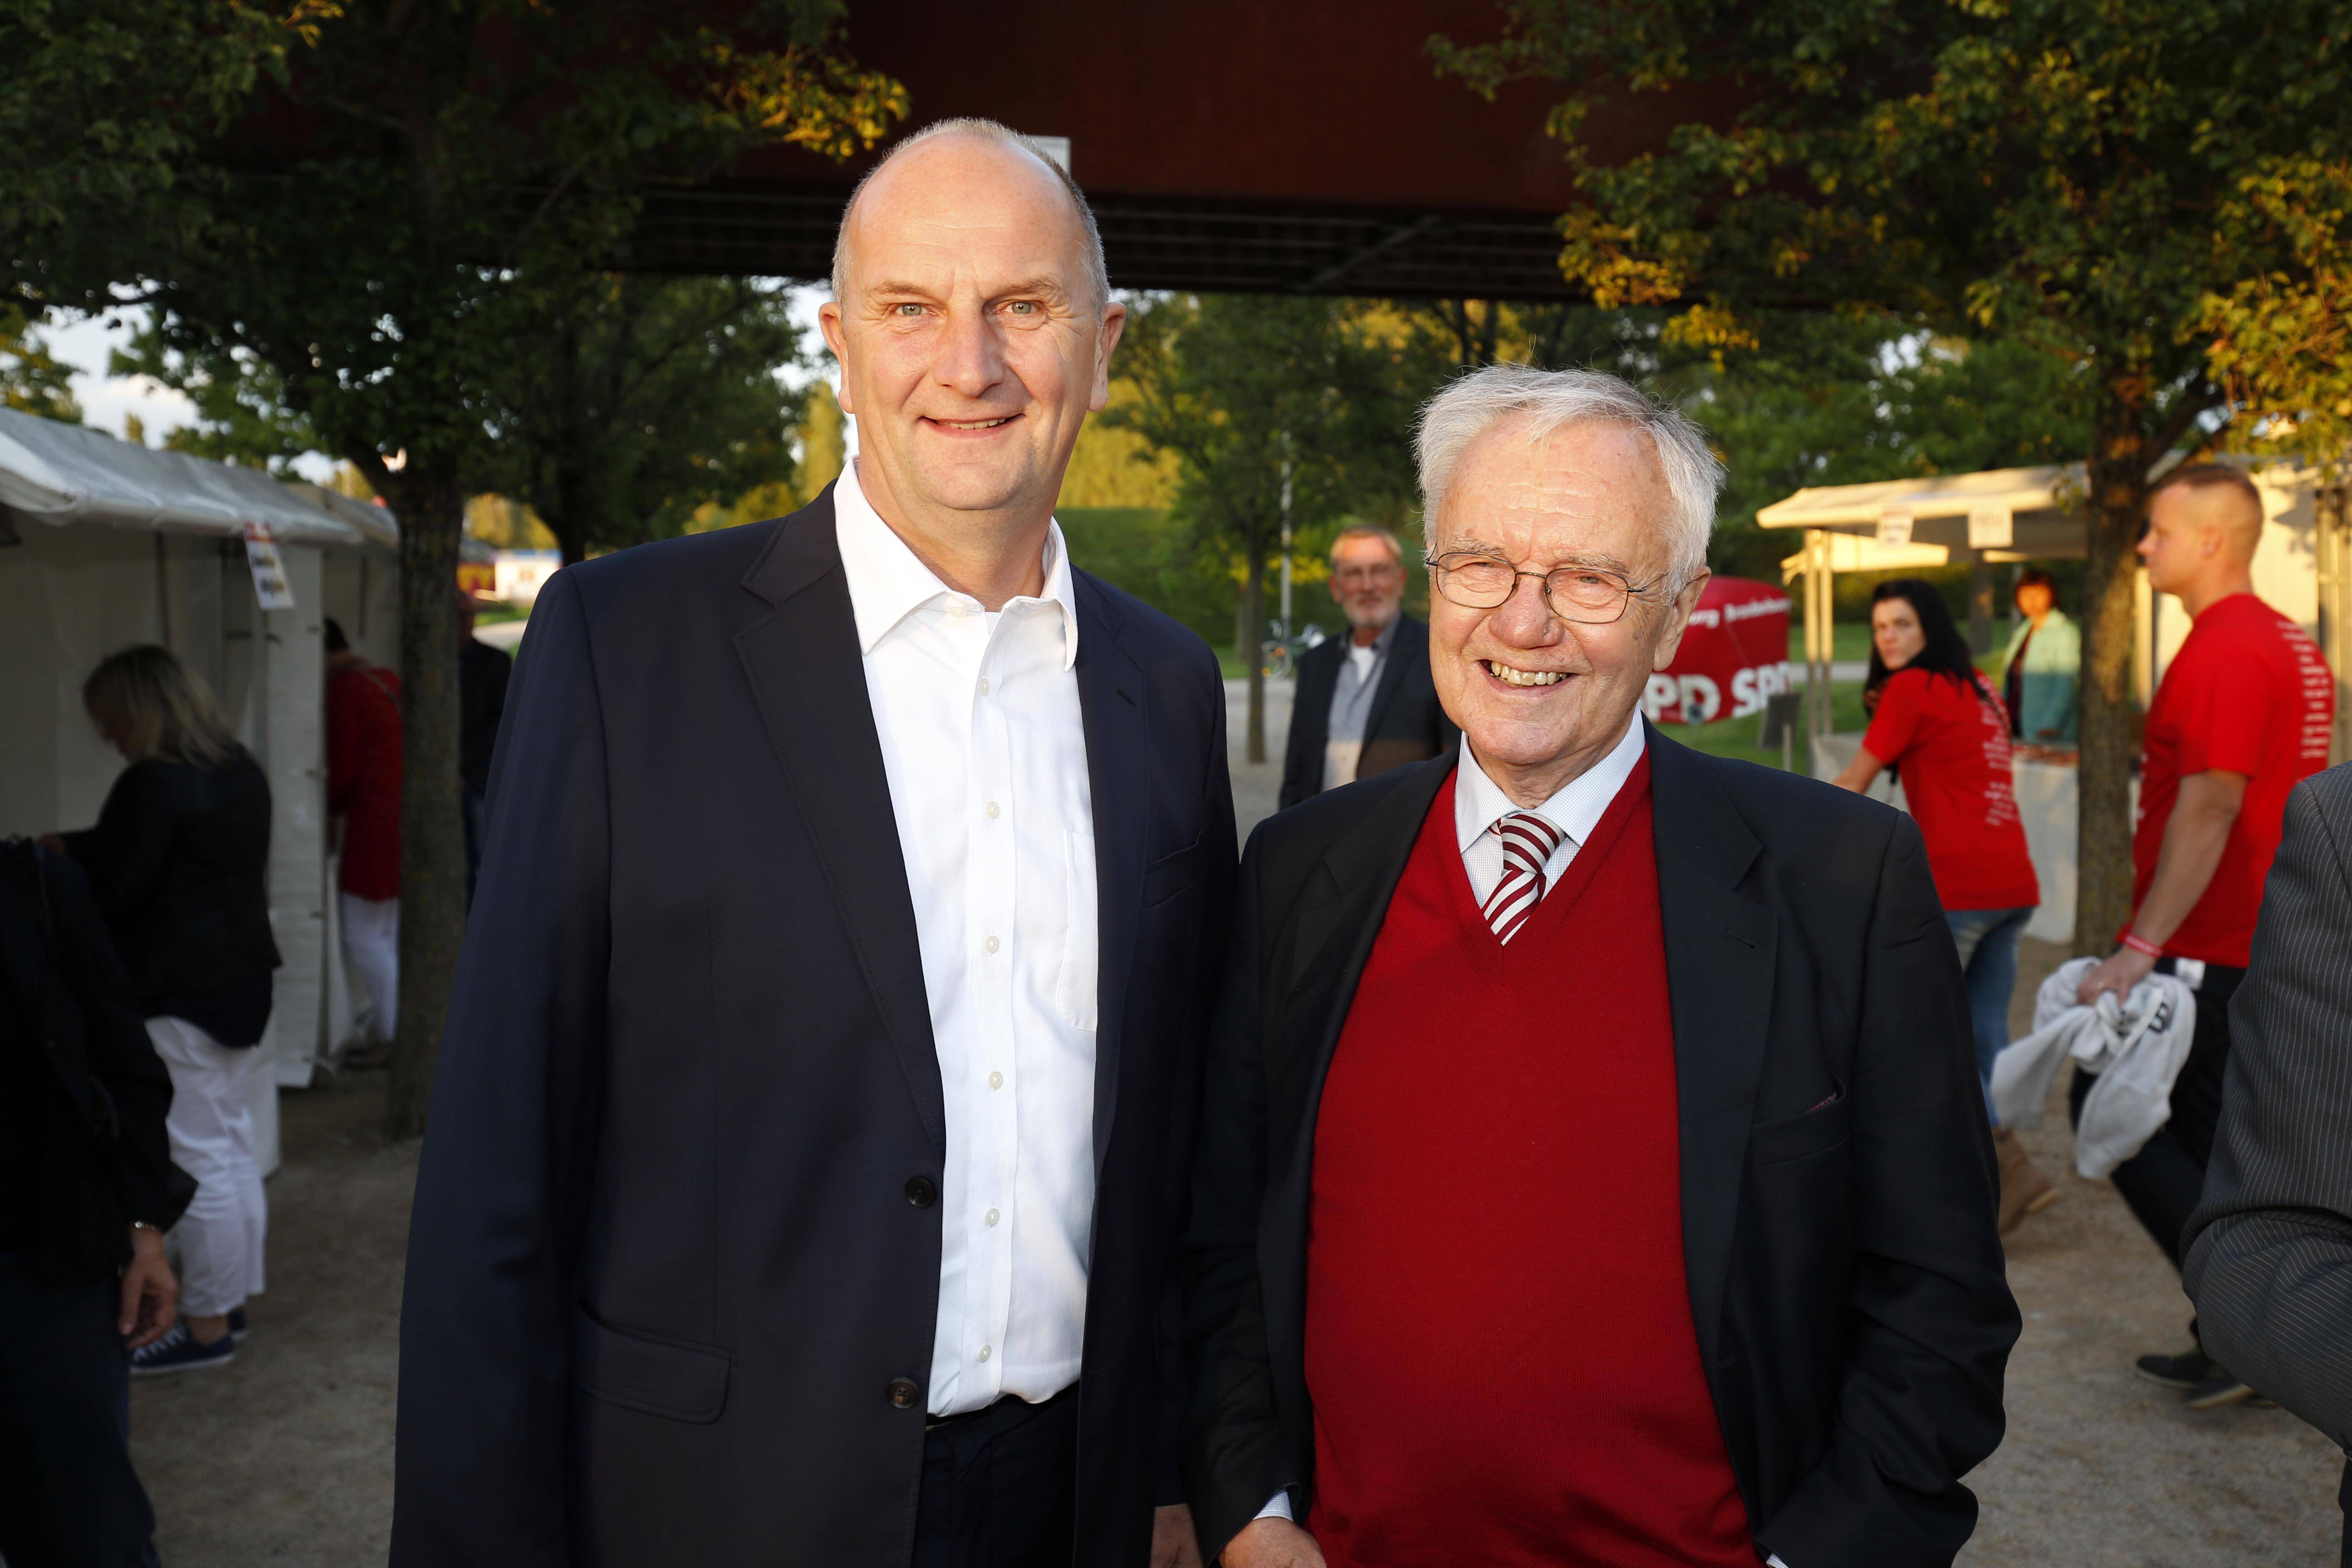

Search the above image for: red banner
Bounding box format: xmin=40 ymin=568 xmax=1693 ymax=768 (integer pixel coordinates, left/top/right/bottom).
xmin=1643 ymin=576 xmax=1793 ymax=725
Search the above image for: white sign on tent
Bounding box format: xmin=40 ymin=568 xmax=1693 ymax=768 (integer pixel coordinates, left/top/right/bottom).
xmin=243 ymin=521 xmax=296 ymax=610
xmin=1968 ymin=502 xmax=2015 ymax=549
xmin=1876 ymin=507 xmax=1915 ymax=546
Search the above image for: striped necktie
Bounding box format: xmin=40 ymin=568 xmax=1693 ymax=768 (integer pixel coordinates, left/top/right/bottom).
xmin=1482 ymin=811 xmax=1565 ymax=944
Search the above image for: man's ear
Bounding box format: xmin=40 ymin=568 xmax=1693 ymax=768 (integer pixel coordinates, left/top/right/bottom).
xmin=818 ymin=302 xmax=857 ymax=416
xmin=1089 ymin=301 xmax=1128 ymax=413
xmin=1651 ymin=569 xmax=1711 ymax=671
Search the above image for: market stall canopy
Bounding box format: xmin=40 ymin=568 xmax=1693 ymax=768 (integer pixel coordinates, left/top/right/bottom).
xmin=284 ymin=480 xmax=401 ymax=549
xmin=0 ymin=409 xmax=366 ymax=547
xmin=1758 ymin=463 xmax=2089 ymax=567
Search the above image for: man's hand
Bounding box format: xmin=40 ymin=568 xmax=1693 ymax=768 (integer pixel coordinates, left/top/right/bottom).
xmin=119 ymin=1225 xmax=177 ymax=1349
xmin=2077 ymin=943 xmax=2158 ymax=1006
xmin=1219 ymin=1516 xmax=1326 ymax=1568
xmin=1151 ymin=1504 xmax=1204 ymax=1568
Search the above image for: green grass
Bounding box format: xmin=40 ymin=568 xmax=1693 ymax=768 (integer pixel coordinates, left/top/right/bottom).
xmin=1787 ymin=622 xmax=1873 ymax=663
xmin=1668 ymin=682 xmax=1871 ymax=774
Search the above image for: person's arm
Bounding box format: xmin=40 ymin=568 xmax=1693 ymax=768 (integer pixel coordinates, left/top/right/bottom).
xmin=1182 ymin=829 xmax=1307 ymax=1565
xmin=2076 ymin=770 xmax=2245 ymax=1004
xmin=2184 ymin=775 xmax=2352 ymax=1446
xmin=390 ymin=570 xmax=612 ymax=1567
xmin=60 ymin=767 xmax=179 ymax=924
xmin=1829 ymin=745 xmax=1888 ymax=794
xmin=1751 ymin=816 xmax=2020 ymax=1567
xmin=1834 ymin=675 xmax=1919 ymax=795
xmin=1153 ymin=644 xmax=1241 ymax=1568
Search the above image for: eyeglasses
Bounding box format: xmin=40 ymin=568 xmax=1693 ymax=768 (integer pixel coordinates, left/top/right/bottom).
xmin=1424 ymin=552 xmax=1657 ymax=625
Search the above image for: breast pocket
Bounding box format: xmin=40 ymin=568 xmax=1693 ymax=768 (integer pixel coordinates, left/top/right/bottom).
xmin=1054 ymin=825 xmax=1099 ymax=1033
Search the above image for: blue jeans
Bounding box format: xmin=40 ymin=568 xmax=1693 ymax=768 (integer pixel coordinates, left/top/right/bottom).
xmin=1945 ymin=906 xmax=2034 ymax=1125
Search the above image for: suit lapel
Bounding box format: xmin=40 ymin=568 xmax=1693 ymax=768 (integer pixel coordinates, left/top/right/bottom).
xmin=1354 ymin=614 xmax=1423 ymax=745
xmin=1073 ymin=573 xmax=1148 ymax=1176
xmin=732 ymin=490 xmax=946 ymax=1157
xmin=1647 ymin=722 xmax=1778 ymax=1373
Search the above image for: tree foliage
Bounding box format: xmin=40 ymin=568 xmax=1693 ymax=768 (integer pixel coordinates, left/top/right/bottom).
xmin=482 ymin=274 xmax=805 ymax=564
xmin=0 ymin=303 xmax=81 ymax=421
xmin=41 ymin=0 xmax=904 ymax=1134
xmin=1107 ymin=294 xmax=1437 ymax=762
xmin=1436 ymin=0 xmax=2352 ymax=949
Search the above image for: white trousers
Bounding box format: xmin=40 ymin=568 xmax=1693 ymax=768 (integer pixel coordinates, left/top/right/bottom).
xmin=147 ymin=1018 xmax=268 ymax=1318
xmin=340 ymin=892 xmax=400 ymax=1042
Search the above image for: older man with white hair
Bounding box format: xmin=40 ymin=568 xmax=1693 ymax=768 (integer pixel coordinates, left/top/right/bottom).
xmin=393 ymin=118 xmax=1234 ymax=1567
xmin=1183 ymin=366 xmax=2018 ymax=1568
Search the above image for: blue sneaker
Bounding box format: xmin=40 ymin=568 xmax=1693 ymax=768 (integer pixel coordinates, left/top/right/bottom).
xmin=130 ymin=1320 xmax=236 ymax=1377
xmin=228 ymin=1307 xmax=250 ymax=1343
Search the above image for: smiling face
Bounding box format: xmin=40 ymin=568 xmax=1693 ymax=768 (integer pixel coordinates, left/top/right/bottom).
xmin=1426 ymin=417 xmax=1706 ymax=803
xmin=1872 ymin=596 xmax=1926 ymax=670
xmin=1328 ymin=533 xmax=1405 ymax=633
xmin=819 ymin=133 xmax=1124 ymax=534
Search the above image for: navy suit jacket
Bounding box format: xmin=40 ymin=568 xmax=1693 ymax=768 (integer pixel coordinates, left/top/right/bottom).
xmin=392 ymin=488 xmax=1236 ymax=1565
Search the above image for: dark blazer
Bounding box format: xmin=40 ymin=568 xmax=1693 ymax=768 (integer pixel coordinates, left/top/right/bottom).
xmin=392 ymin=489 xmax=1237 ymax=1567
xmin=0 ymin=842 xmax=190 ymax=1284
xmin=1185 ymin=725 xmax=2019 ymax=1567
xmin=2186 ymin=762 xmax=2352 ymax=1448
xmin=458 ymin=635 xmax=512 ymax=796
xmin=1276 ymin=614 xmax=1456 ymax=810
xmin=61 ymin=753 xmax=279 ymax=1012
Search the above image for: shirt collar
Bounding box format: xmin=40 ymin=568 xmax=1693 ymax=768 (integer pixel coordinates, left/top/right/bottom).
xmin=1454 ymin=711 xmax=1646 ymax=854
xmin=1350 ymin=613 xmax=1402 ymax=660
xmin=832 ymin=458 xmax=1081 ymax=671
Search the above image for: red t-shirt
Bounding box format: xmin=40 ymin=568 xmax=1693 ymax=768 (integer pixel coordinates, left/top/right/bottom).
xmin=2132 ymin=593 xmax=2335 ymax=967
xmin=1861 ymin=667 xmax=2041 ymax=911
xmin=326 ymin=662 xmax=404 ymax=901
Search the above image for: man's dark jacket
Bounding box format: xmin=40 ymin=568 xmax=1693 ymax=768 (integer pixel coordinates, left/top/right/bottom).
xmin=1184 ymin=726 xmax=2019 ymax=1566
xmin=392 ymin=488 xmax=1237 ymax=1566
xmin=0 ymin=842 xmax=190 ymax=1284
xmin=1276 ymin=615 xmax=1456 ymax=810
xmin=458 ymin=635 xmax=512 ymax=796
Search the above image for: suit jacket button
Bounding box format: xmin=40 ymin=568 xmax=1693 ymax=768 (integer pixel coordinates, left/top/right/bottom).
xmin=905 ymin=1176 xmax=937 ymax=1209
xmin=887 ymin=1377 xmax=920 ymax=1409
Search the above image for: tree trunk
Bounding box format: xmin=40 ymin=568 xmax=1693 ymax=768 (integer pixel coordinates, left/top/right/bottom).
xmin=384 ymin=464 xmax=470 ymax=1138
xmin=2075 ymin=382 xmax=2153 ymax=957
xmin=1244 ymin=548 xmax=1267 ymax=765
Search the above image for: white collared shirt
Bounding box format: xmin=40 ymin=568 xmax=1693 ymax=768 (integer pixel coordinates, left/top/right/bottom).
xmin=1454 ymin=713 xmax=1646 ymax=904
xmin=834 ymin=461 xmax=1098 ymax=1417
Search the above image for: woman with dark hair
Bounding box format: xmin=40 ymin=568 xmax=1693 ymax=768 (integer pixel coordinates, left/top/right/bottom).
xmin=45 ymin=644 xmax=279 ymax=1376
xmin=1999 ymin=568 xmax=2081 ymax=743
xmin=1832 ymin=580 xmax=2054 ymax=1230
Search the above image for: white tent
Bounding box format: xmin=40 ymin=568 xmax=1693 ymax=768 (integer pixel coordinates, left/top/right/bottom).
xmin=0 ymin=410 xmax=402 ymax=1171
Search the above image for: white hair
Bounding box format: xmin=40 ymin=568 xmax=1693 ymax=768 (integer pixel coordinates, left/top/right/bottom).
xmin=831 ymin=118 xmax=1110 ymax=312
xmin=1414 ymin=364 xmax=1723 ymax=592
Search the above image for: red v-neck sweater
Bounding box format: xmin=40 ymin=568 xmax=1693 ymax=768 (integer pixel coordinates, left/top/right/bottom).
xmin=1303 ymin=757 xmax=1754 ymax=1567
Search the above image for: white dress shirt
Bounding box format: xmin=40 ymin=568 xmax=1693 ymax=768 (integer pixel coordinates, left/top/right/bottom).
xmin=1454 ymin=712 xmax=1646 ymax=904
xmin=835 ymin=461 xmax=1098 ymax=1417
xmin=1260 ymin=716 xmax=1792 ymax=1565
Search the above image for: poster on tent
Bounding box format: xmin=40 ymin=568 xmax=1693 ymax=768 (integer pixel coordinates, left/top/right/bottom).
xmin=1644 ymin=576 xmax=1793 ymax=725
xmin=242 ymin=520 xmax=296 ymax=611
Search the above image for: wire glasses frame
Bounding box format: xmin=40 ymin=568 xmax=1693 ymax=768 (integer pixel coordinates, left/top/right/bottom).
xmin=1423 ymin=551 xmax=1660 ymax=625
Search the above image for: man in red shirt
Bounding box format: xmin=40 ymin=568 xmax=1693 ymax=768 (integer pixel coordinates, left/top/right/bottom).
xmin=2076 ymin=463 xmax=2336 ymax=1409
xmin=324 ymin=619 xmax=403 ymax=1049
xmin=1186 ymin=366 xmax=2017 ymax=1568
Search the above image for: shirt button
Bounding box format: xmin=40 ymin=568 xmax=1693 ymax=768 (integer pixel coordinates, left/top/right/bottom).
xmin=887 ymin=1377 xmax=921 ymax=1408
xmin=978 ymin=677 xmax=991 ymax=696
xmin=984 ymin=935 xmax=1000 ymax=954
xmin=986 ymin=1208 xmax=1000 ymax=1227
xmin=985 ymin=800 xmax=1000 ymax=819
xmin=988 ymin=1070 xmax=1003 ymax=1090
xmin=978 ymin=1345 xmax=992 ymax=1362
